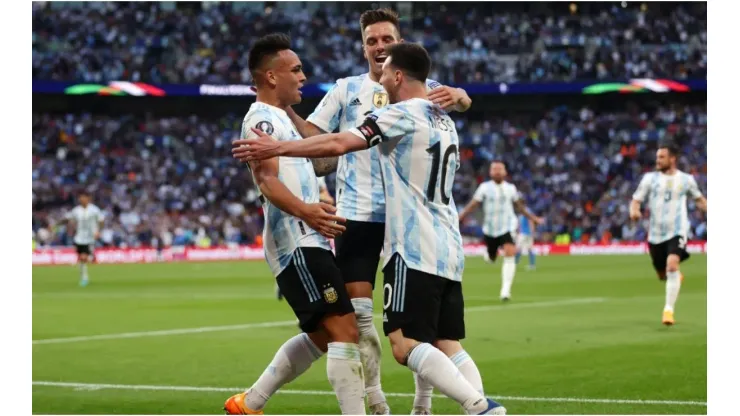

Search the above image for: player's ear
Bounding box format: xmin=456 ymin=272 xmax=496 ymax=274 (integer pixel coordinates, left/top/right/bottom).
xmin=265 ymin=69 xmax=277 ymax=87
xmin=362 ymin=43 xmax=368 ymax=60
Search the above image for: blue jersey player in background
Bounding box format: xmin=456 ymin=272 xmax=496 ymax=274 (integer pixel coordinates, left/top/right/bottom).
xmin=515 ymin=213 xmax=537 ymax=270
xmin=235 ymin=42 xmax=507 ymax=415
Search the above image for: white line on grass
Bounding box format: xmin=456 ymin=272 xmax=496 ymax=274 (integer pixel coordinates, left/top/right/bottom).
xmin=31 ymin=381 xmax=706 ymax=407
xmin=32 ymin=297 xmax=604 ymax=345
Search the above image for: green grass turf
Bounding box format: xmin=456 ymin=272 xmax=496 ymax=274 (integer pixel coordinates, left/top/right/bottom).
xmin=32 ymin=255 xmax=707 ymax=415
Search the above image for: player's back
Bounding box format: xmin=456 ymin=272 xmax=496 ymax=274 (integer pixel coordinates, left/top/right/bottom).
xmin=242 ymin=102 xmax=330 ymax=275
xmin=633 ymin=170 xmax=701 ymax=244
xmin=375 ymin=98 xmax=464 ymax=282
xmin=307 ymin=74 xmax=443 ymax=223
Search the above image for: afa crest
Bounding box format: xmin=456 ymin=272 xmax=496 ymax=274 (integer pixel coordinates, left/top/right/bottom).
xmin=323 ymin=286 xmax=338 ymax=303
xmin=373 ymin=91 xmax=389 ymax=108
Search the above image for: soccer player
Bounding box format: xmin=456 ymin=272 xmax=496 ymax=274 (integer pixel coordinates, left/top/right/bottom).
xmin=234 ymin=42 xmax=506 ymax=416
xmin=281 ymin=10 xmax=472 ymax=413
xmin=223 ymin=34 xmax=367 ymax=415
xmin=458 ymin=162 xmax=544 ymax=301
xmin=629 ymin=144 xmax=707 ymax=326
xmin=63 ymin=190 xmax=104 ymax=287
xmin=515 ymin=213 xmax=537 ymax=270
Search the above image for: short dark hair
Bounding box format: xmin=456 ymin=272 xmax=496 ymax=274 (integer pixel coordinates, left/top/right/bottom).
xmin=658 ymin=143 xmax=679 ymax=157
xmin=248 ymin=33 xmax=292 ymax=74
xmin=385 ymin=43 xmax=431 ymax=83
xmin=359 ymin=8 xmax=401 ymax=36
xmin=491 ymin=160 xmax=507 ymax=169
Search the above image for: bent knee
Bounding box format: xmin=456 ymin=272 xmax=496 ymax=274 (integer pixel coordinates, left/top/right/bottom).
xmin=321 ymin=313 xmax=359 ymax=344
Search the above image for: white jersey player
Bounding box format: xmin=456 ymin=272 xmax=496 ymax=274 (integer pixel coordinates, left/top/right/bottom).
xmin=235 ymin=42 xmax=507 ymax=416
xmin=630 ymin=145 xmax=707 ymax=326
xmin=224 ymin=34 xmax=366 ymax=416
xmin=63 ymin=191 xmax=104 ymax=287
xmin=458 ymin=162 xmax=543 ymax=301
xmin=276 ymin=9 xmax=472 ymax=414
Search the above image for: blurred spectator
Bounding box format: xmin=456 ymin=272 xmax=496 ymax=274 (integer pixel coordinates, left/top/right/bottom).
xmin=32 ymin=1 xmax=706 ymax=85
xmin=32 ymin=103 xmax=706 ymax=248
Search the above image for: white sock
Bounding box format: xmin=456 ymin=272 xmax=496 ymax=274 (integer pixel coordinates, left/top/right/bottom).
xmin=450 ymin=350 xmax=484 ymax=395
xmin=406 ymin=343 xmax=487 ymax=414
xmin=501 ymin=257 xmax=516 ymax=297
xmin=413 ymin=371 xmax=434 ymax=410
xmin=352 ymin=298 xmax=387 ymax=407
xmin=327 ymin=342 xmax=366 ymax=415
xmin=246 ymin=333 xmax=324 ymax=410
xmin=80 ymin=263 xmax=88 ymax=281
xmin=665 ymin=270 xmax=682 ymax=313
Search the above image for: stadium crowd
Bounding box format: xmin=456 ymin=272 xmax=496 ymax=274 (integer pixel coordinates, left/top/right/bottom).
xmin=32 ymin=103 xmax=707 ymax=249
xmin=32 ymin=1 xmax=706 ymax=85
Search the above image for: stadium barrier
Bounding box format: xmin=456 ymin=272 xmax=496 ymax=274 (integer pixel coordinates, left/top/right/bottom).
xmin=32 ymin=241 xmax=707 ymax=266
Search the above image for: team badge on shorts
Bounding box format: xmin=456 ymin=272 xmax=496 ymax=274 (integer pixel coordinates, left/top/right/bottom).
xmin=323 ymin=285 xmax=338 ymax=303
xmin=373 ymin=91 xmax=388 ymax=108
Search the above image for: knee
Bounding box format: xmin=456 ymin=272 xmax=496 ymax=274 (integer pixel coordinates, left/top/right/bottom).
xmin=504 ymin=244 xmax=517 ymax=257
xmin=388 ymin=332 xmax=417 ymax=366
xmin=666 ymin=255 xmax=680 ymax=273
xmin=322 ymin=313 xmax=359 ymax=344
xmin=433 ymin=339 xmax=462 ymax=357
xmin=307 ymin=330 xmax=330 ymax=353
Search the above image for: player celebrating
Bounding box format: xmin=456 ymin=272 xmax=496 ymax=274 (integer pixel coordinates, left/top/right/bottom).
xmin=223 ymin=34 xmax=367 ymax=415
xmin=515 ymin=213 xmax=537 ymax=271
xmin=63 ymin=190 xmax=104 ymax=287
xmin=629 ymin=144 xmax=707 ymax=326
xmin=458 ymin=162 xmax=544 ymax=301
xmin=281 ymin=8 xmax=472 ymax=414
xmin=235 ymin=43 xmax=506 ymax=415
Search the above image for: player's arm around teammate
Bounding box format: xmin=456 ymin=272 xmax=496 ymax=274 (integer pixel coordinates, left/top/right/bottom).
xmin=249 ymin=155 xmax=345 ymax=239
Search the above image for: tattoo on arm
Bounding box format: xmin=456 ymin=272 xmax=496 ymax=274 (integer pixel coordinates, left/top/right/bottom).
xmin=312 ymin=157 xmax=339 ymax=177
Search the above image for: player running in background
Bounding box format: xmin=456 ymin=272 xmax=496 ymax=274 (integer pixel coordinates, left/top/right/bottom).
xmin=279 ymin=8 xmax=472 ymax=414
xmin=223 ymin=34 xmax=367 ymax=415
xmin=629 ymin=144 xmax=707 ymax=326
xmin=63 ymin=190 xmax=104 ymax=287
xmin=235 ymin=42 xmax=507 ymax=416
xmin=515 ymin=213 xmax=537 ymax=270
xmin=458 ymin=162 xmax=544 ymax=301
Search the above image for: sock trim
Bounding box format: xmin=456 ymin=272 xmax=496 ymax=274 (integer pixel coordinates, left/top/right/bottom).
xmin=327 ymin=342 xmax=361 ymax=361
xmin=300 ymin=333 xmax=324 ymax=359
xmin=449 ymin=350 xmax=472 ymax=367
xmin=351 ymin=297 xmax=374 ymax=315
xmin=407 ymin=343 xmax=433 ymax=371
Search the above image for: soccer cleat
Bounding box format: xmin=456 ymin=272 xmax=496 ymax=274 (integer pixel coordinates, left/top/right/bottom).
xmin=79 ymin=279 xmax=89 ymax=287
xmin=411 ymin=406 xmax=432 ymax=415
xmin=662 ymin=310 xmax=675 ymax=326
xmin=477 ymin=398 xmax=506 ymax=415
xmin=223 ymin=392 xmax=264 ymax=415
xmin=370 ymin=402 xmax=391 ymax=415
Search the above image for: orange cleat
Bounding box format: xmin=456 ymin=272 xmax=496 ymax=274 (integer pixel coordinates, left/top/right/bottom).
xmin=662 ymin=310 xmax=675 ymax=326
xmin=224 ymin=392 xmax=264 ymax=415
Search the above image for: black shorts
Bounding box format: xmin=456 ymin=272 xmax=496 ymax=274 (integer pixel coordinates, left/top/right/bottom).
xmin=648 ymin=236 xmax=691 ymax=273
xmin=483 ymin=233 xmax=515 ymax=262
xmin=276 ymin=247 xmax=355 ymax=333
xmin=334 ymin=220 xmax=385 ymax=288
xmin=75 ymin=244 xmax=92 ymax=255
xmin=382 ymin=253 xmax=465 ymax=343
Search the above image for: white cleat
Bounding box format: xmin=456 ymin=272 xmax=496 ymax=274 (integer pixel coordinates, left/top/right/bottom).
xmin=411 ymin=407 xmax=432 ymax=415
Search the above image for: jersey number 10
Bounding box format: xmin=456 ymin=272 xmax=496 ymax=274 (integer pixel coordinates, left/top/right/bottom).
xmin=426 ymin=142 xmax=458 ymax=205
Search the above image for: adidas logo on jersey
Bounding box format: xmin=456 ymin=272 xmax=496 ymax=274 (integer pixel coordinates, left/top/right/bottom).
xmin=349 ymin=98 xmax=362 ymax=106
xmin=383 ymin=312 xmax=388 ymax=322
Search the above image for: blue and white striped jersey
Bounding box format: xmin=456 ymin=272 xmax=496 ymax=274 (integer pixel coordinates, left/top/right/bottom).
xmin=472 ymin=180 xmax=520 ymax=238
xmin=307 ymin=73 xmax=443 ymax=223
xmin=632 ymin=170 xmax=703 ymax=244
xmin=349 ymin=98 xmax=464 ymax=282
xmin=242 ymin=102 xmax=331 ymax=276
